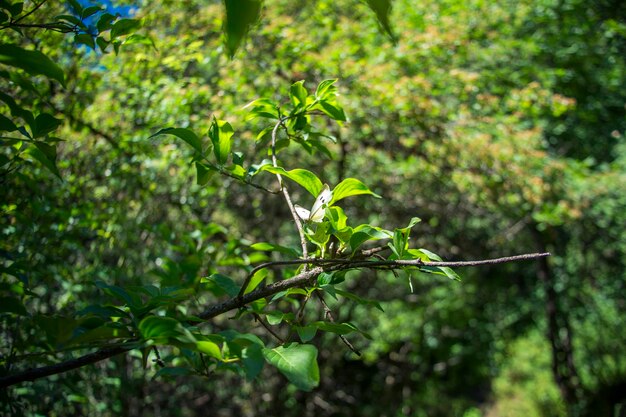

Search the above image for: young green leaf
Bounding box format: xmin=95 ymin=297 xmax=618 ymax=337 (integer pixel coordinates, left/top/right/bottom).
xmin=317 ymin=100 xmax=347 ymax=121
xmin=331 ymin=178 xmax=381 ymax=204
xmin=261 ymin=166 xmax=323 ymax=197
xmin=289 ymin=80 xmax=308 ymax=108
xmin=196 ymin=340 xmax=223 ymax=360
xmin=244 ymin=98 xmax=280 ymax=120
xmin=315 ymin=79 xmax=338 ymax=100
xmin=244 ymin=268 xmax=268 ymax=294
xmin=349 ymin=225 xmax=392 ymax=253
xmin=209 ymin=118 xmax=234 ymax=165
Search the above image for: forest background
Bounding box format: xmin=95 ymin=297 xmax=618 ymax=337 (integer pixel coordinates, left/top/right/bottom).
xmin=1 ymin=0 xmax=625 ymax=416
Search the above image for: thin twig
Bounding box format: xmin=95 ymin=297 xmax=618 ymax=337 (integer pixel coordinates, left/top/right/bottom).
xmin=240 ymin=252 xmax=550 ymax=282
xmin=270 ymin=118 xmax=308 ymax=260
xmin=13 ymin=0 xmax=48 ymax=24
xmin=315 ymin=292 xmax=361 ymax=356
xmin=253 ymin=313 xmax=285 ymax=343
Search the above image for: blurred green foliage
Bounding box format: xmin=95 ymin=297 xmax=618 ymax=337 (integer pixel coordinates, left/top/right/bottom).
xmin=1 ymin=0 xmax=625 ymax=416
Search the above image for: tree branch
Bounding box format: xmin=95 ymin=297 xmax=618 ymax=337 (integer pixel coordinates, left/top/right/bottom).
xmin=0 ymin=344 xmax=133 ymax=389
xmin=0 ymin=252 xmax=549 ymax=388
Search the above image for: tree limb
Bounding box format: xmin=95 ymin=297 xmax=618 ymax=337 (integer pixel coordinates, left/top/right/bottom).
xmin=0 ymin=252 xmax=549 ymax=388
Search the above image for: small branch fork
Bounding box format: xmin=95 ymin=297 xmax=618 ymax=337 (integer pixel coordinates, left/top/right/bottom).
xmin=0 ymin=252 xmax=549 ymax=389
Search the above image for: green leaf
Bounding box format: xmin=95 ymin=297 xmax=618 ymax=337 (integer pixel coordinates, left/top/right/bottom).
xmin=95 ymin=281 xmax=139 ymax=307
xmin=416 ymin=247 xmax=442 ymax=261
xmin=0 ymin=43 xmax=65 ymax=86
xmin=242 ymin=344 xmax=265 ymax=380
xmin=265 ymin=311 xmax=292 ymax=325
xmin=75 ymin=33 xmax=95 ymax=49
xmin=67 ymin=0 xmax=83 ymax=14
xmin=260 ymin=166 xmax=323 ymax=197
xmin=27 ymin=145 xmax=61 ymax=179
xmin=96 ymin=37 xmax=109 ymax=52
xmin=315 ymin=79 xmax=338 ymax=100
xmin=56 ymin=14 xmax=84 ymax=28
xmin=289 ymin=80 xmax=308 ymax=107
xmin=110 ymin=18 xmax=141 ymax=39
xmin=0 ymin=296 xmax=28 ymax=315
xmin=331 ymin=178 xmax=381 ymax=204
xmin=32 ymin=113 xmax=62 ymax=138
xmin=208 ymin=118 xmax=234 ymax=165
xmin=69 ymin=324 xmax=132 ymax=346
xmin=295 ymin=325 xmax=317 ymax=342
xmin=203 ymin=274 xmax=240 ymax=297
xmin=150 ymin=127 xmax=202 ymax=153
xmin=311 ymin=321 xmax=359 ymax=336
xmin=244 ymin=98 xmax=280 ymax=120
xmin=0 ymin=91 xmax=34 ymax=124
xmin=0 ymin=114 xmax=17 ymax=132
xmin=349 ymin=225 xmax=392 ymax=253
xmin=317 ymin=100 xmax=347 ymax=121
xmin=223 ymin=0 xmax=262 ymax=58
xmin=82 ymin=5 xmax=102 ymax=19
xmin=250 ymin=242 xmax=301 ymax=258
xmin=138 ymin=316 xmax=178 ymax=339
xmin=196 ymin=340 xmax=223 ymax=360
xmin=35 ymin=315 xmax=79 ymax=347
xmin=419 ymin=266 xmax=461 ymax=281
xmin=335 ymin=288 xmax=384 ymax=312
xmin=365 ymin=0 xmax=397 ymax=42
xmin=244 ymin=268 xmax=267 ymax=295
xmin=262 ymin=343 xmax=319 ymax=391
xmin=97 ymin=13 xmax=116 ymax=32
xmin=5 ymin=1 xmax=23 ymax=17
xmin=138 ymin=315 xmax=196 ymax=344
xmin=195 ymin=162 xmax=216 ymax=185
xmin=154 ymin=367 xmax=194 ymax=379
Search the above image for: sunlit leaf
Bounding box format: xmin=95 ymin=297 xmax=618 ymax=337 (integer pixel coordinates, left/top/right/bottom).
xmin=262 ymin=343 xmax=319 ymax=391
xmin=196 ymin=340 xmax=223 ymax=360
xmin=261 ymin=166 xmax=323 ymax=197
xmin=331 ymin=178 xmax=381 ymax=204
xmin=289 ymin=80 xmax=308 ymax=107
xmin=209 ymin=118 xmax=234 ymax=165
